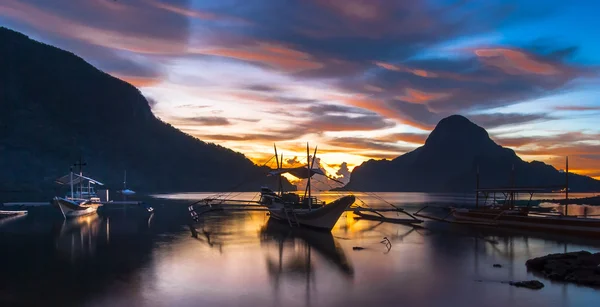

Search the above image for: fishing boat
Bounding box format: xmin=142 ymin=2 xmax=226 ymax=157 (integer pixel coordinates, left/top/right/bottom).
xmin=52 ymin=160 xmax=104 ymax=219
xmin=259 ymin=143 xmax=355 ymax=231
xmin=451 ymin=157 xmax=600 ymax=237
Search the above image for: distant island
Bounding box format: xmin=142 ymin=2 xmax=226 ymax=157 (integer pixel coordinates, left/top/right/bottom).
xmin=0 ymin=27 xmax=294 ymax=199
xmin=341 ymin=115 xmax=600 ymax=192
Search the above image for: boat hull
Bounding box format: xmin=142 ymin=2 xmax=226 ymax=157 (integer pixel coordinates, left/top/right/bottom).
xmin=453 ymin=209 xmax=600 ymax=237
xmin=53 ymin=197 xmax=100 ymax=219
xmin=268 ymin=195 xmax=355 ymax=231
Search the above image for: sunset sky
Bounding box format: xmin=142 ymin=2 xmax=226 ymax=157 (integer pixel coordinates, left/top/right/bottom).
xmin=2 ymin=0 xmax=600 ymax=181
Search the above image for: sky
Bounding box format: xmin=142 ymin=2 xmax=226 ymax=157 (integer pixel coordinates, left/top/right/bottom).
xmin=2 ymin=0 xmax=600 ymax=183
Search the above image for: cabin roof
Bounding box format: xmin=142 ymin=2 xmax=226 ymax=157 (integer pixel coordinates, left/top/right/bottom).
xmin=55 ymin=173 xmax=104 ymax=186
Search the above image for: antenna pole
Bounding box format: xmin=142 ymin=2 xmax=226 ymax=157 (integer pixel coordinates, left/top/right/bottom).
xmin=70 ymin=166 xmax=74 ymax=199
xmin=565 ymin=156 xmax=569 ymax=216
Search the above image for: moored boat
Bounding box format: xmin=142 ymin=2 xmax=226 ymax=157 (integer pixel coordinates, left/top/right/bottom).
xmin=53 ymin=160 xmax=105 ymax=219
xmin=259 ymin=143 xmax=355 ymax=231
xmin=452 ymin=207 xmax=600 ymax=236
xmin=52 ymin=196 xmax=102 ymax=219
xmin=452 ymin=157 xmax=600 ymax=237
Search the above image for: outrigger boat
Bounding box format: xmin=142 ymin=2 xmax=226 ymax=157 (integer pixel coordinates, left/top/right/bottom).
xmin=259 ymin=144 xmax=355 ymax=231
xmin=52 ymin=160 xmax=104 ymax=219
xmin=190 ymin=144 xmax=356 ymax=232
xmin=448 ymin=157 xmax=600 ymax=237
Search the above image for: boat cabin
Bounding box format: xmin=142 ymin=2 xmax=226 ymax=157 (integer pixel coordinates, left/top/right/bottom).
xmin=55 ymin=172 xmax=104 ymax=202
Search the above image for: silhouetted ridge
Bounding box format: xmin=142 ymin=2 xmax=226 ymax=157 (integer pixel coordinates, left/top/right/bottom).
xmin=0 ymin=27 xmax=293 ymax=198
xmin=425 ymin=115 xmax=491 ymax=147
xmin=342 ymin=115 xmax=600 ymax=192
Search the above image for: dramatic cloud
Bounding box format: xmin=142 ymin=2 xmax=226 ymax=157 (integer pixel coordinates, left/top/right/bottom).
xmin=469 ymin=113 xmax=555 ymax=129
xmin=3 ymin=0 xmax=600 ymax=178
xmin=495 ymin=132 xmax=600 ymax=179
xmin=335 ymin=162 xmax=351 ymax=184
xmin=327 ymin=137 xmax=415 ymax=153
xmin=303 ymin=114 xmax=395 ymax=132
xmin=0 ymin=0 xmax=192 ymax=54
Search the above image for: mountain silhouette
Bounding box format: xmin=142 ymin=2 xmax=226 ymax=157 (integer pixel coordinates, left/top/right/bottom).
xmin=0 ymin=27 xmax=293 ymax=198
xmin=343 ymin=115 xmax=600 ymax=192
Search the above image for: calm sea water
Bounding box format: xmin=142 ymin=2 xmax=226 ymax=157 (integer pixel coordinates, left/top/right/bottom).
xmin=1 ymin=192 xmax=600 ymax=307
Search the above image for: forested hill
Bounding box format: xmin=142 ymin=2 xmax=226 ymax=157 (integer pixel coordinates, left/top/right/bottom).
xmin=0 ymin=27 xmax=293 ymax=198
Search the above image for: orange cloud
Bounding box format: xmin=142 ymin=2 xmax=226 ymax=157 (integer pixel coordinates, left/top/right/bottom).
xmin=543 ymin=155 xmax=600 ymax=180
xmin=396 ymin=88 xmax=450 ymax=104
xmin=196 ymin=43 xmax=323 ymax=72
xmin=374 ymin=61 xmax=438 ymax=78
xmin=374 ymin=61 xmax=500 ymax=83
xmin=475 ymin=48 xmax=561 ymax=75
xmin=330 ymin=94 xmax=433 ymax=130
xmin=495 ymin=132 xmax=600 ymax=179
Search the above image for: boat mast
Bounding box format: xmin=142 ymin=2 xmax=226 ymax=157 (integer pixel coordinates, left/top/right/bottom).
xmin=305 ymin=143 xmax=311 ymax=209
xmin=73 ymin=157 xmax=86 ymax=197
xmin=274 ymin=144 xmax=282 ymax=196
xmin=565 ymin=156 xmax=569 ymax=216
xmin=70 ymin=166 xmax=74 ymax=199
xmin=124 ymin=170 xmax=127 ymax=189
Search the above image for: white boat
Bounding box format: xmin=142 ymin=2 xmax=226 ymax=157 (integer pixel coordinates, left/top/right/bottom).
xmin=53 ymin=197 xmax=102 ymax=218
xmin=53 ymin=162 xmax=104 ymax=219
xmin=258 ymin=143 xmax=355 ymax=231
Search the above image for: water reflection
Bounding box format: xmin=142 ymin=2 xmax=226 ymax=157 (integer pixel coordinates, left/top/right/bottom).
xmin=0 ymin=213 xmax=27 ymax=227
xmin=54 ymin=213 xmax=103 ymax=261
xmin=3 ymin=197 xmax=600 ymax=307
xmin=0 ymin=208 xmax=158 ymax=307
xmin=261 ymin=219 xmax=354 ymax=277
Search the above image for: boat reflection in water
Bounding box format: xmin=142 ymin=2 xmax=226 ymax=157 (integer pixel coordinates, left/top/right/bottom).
xmin=54 ymin=213 xmax=103 ymax=260
xmin=53 ymin=211 xmax=155 ymax=262
xmin=260 ymin=219 xmax=354 ymax=306
xmin=261 ymin=219 xmax=354 ymax=277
